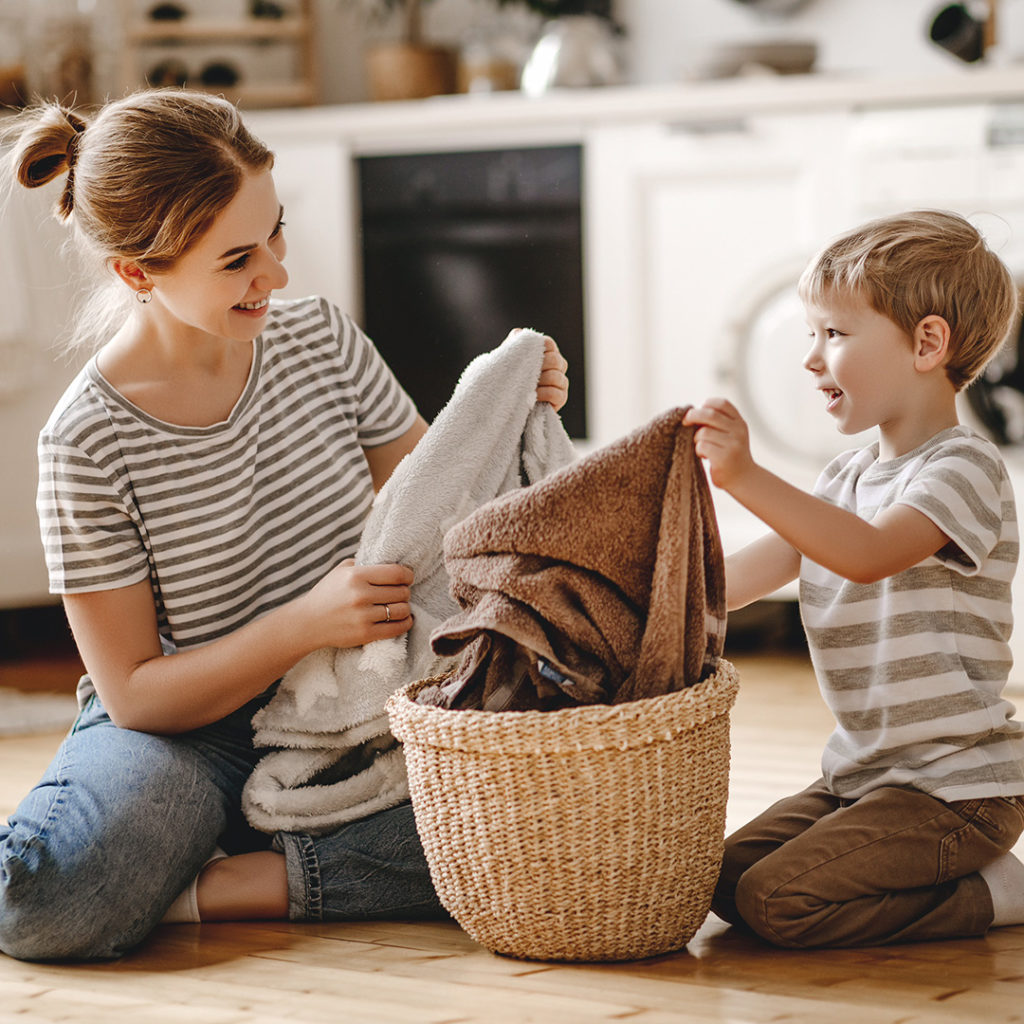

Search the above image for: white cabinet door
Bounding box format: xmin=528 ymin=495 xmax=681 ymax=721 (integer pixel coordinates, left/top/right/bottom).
xmin=584 ymin=115 xmax=854 ymax=555
xmin=260 ymin=136 xmax=357 ymax=315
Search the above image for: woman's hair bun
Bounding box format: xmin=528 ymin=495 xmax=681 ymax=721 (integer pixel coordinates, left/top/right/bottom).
xmin=10 ymin=104 xmax=89 ymax=207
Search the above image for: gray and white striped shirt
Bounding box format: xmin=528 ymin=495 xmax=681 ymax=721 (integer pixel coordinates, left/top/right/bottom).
xmin=37 ymin=296 xmax=417 ymax=672
xmin=801 ymin=426 xmax=1024 ymax=801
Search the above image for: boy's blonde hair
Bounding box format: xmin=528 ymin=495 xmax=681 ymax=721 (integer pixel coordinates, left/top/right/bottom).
xmin=798 ymin=210 xmax=1019 ymax=391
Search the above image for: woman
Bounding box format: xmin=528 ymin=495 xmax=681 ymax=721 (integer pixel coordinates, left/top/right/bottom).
xmin=0 ymin=89 xmax=568 ymax=961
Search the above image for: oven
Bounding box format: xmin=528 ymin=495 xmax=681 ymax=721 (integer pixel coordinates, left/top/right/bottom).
xmin=357 ymin=144 xmax=587 ymax=439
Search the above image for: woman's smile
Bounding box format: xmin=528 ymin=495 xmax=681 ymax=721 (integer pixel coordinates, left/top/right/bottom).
xmin=233 ymin=297 xmax=271 ymax=316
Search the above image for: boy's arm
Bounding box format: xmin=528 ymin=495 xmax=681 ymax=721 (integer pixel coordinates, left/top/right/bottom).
xmin=725 ymin=533 xmax=802 ymax=611
xmin=726 ymin=461 xmax=948 ymax=583
xmin=685 ymin=399 xmax=949 ymax=585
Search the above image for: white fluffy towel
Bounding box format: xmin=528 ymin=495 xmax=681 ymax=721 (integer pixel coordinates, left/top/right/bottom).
xmin=242 ymin=329 xmax=577 ymax=834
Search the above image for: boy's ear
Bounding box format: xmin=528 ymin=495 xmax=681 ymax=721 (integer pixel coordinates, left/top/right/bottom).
xmin=913 ymin=315 xmax=951 ymax=372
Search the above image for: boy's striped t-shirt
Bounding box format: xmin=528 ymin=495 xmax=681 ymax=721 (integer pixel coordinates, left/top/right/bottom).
xmin=801 ymin=425 xmax=1024 ymax=801
xmin=37 ymin=296 xmax=418 ymax=673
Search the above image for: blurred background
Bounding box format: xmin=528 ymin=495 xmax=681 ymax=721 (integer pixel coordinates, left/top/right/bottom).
xmin=5 ymin=0 xmax=1024 ymax=685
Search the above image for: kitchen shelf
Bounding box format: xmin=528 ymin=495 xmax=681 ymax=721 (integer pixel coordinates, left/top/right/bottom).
xmin=117 ymin=0 xmax=319 ymax=109
xmin=127 ymin=17 xmax=311 ymax=43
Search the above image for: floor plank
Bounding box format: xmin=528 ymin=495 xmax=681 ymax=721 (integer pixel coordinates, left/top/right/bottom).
xmin=2 ymin=651 xmax=1023 ymax=1024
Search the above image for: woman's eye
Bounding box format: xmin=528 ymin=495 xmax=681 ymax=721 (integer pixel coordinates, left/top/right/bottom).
xmin=271 ymin=219 xmax=286 ymax=238
xmin=225 ymin=253 xmax=251 ymax=272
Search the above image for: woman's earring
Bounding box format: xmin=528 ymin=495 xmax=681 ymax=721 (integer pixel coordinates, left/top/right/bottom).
xmin=136 ymin=288 xmax=153 ymax=304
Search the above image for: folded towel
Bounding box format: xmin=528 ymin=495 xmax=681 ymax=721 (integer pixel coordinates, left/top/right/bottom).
xmin=421 ymin=407 xmax=726 ymax=711
xmin=242 ymin=329 xmax=577 ymax=834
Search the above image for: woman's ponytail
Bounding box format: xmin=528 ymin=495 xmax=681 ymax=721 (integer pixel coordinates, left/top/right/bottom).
xmin=9 ymin=103 xmax=88 ymax=220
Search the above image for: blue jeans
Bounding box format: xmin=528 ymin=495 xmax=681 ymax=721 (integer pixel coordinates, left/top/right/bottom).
xmin=0 ymin=690 xmax=445 ymax=961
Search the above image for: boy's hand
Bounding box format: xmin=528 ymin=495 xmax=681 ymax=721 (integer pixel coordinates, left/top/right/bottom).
xmin=683 ymin=398 xmax=757 ymax=492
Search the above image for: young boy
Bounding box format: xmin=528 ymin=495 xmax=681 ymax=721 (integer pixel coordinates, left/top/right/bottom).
xmin=684 ymin=209 xmax=1024 ymax=948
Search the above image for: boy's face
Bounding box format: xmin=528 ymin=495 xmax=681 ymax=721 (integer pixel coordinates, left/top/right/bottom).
xmin=802 ymin=289 xmax=917 ymax=438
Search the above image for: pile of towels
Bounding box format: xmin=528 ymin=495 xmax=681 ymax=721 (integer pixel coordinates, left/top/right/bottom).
xmin=241 ymin=325 xmax=728 ymax=836
xmin=419 ymin=407 xmax=727 ymax=711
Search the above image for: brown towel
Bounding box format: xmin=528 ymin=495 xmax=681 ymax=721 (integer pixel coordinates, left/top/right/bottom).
xmin=421 ymin=407 xmax=727 ymax=711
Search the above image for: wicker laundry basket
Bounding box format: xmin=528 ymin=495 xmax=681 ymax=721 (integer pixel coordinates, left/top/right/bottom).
xmin=385 ymin=659 xmax=739 ymax=962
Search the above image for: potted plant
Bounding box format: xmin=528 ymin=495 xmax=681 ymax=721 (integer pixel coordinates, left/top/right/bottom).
xmin=348 ymin=0 xmax=458 ymax=102
xmin=350 ymin=0 xmax=617 ymax=101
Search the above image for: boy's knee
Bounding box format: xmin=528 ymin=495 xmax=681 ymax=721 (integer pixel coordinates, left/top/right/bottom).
xmin=710 ymin=835 xmax=757 ymax=927
xmin=733 ymin=856 xmax=819 ymax=942
xmin=733 ymin=863 xmax=823 ymax=949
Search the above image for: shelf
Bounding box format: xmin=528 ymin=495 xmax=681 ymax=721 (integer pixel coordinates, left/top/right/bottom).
xmin=128 ymin=17 xmax=310 ymax=44
xmin=117 ymin=0 xmax=319 ymax=109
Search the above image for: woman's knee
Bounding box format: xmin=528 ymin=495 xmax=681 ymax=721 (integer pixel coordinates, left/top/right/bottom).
xmin=0 ymin=834 xmax=132 ymax=961
xmin=0 ymin=731 xmax=229 ymax=961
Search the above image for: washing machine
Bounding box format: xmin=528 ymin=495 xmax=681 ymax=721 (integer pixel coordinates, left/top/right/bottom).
xmin=714 ymin=101 xmax=1024 ymax=685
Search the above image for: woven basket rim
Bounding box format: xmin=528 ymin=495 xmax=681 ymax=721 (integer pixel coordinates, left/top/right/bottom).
xmin=387 ymin=658 xmax=738 ymax=755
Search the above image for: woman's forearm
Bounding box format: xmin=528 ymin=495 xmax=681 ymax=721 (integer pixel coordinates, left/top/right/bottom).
xmin=98 ymin=593 xmax=320 ymax=733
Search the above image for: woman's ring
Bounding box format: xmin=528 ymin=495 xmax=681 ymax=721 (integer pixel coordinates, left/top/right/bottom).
xmin=384 ymin=604 xmax=391 ymax=623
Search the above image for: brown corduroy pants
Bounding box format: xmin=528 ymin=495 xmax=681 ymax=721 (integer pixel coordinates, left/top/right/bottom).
xmin=711 ymin=779 xmax=1024 ymax=948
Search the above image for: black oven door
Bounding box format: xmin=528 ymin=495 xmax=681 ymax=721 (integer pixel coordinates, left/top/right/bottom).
xmin=359 ymin=146 xmax=587 ymax=439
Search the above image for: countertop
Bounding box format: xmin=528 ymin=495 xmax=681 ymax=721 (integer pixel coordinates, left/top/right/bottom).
xmin=246 ymin=64 xmax=1024 ymax=153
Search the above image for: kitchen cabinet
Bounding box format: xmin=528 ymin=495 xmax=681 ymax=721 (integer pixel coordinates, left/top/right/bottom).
xmin=13 ymin=71 xmax=1024 ymax=611
xmin=266 ymin=136 xmax=355 ymax=312
xmin=583 ymin=113 xmax=855 ymax=554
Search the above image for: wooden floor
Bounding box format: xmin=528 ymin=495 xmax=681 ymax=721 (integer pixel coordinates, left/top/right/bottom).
xmin=2 ymin=651 xmax=1024 ymax=1023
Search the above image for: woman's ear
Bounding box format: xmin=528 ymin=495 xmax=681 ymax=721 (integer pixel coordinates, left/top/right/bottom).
xmin=109 ymin=258 xmax=150 ymax=293
xmin=913 ymin=315 xmax=951 ymax=372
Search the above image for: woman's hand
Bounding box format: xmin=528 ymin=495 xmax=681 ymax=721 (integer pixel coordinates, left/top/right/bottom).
xmin=534 ymin=335 xmax=569 ymax=411
xmin=301 ymin=559 xmax=415 ymax=650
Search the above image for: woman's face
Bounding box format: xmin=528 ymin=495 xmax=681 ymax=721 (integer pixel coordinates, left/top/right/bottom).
xmin=144 ymin=168 xmax=288 ymax=344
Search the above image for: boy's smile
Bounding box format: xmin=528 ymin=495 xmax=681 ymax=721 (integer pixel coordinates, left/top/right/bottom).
xmin=821 ymin=386 xmax=843 ymax=412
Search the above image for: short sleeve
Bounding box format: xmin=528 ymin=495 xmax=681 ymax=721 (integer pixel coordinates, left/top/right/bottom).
xmin=36 ymin=432 xmax=151 ymax=594
xmin=326 ymin=302 xmax=418 ymax=447
xmin=897 ymin=440 xmax=1007 ymax=575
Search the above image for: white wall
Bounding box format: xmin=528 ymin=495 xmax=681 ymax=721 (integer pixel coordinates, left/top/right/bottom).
xmin=619 ymin=0 xmax=956 ymax=83
xmin=312 ymin=0 xmax=988 ymax=105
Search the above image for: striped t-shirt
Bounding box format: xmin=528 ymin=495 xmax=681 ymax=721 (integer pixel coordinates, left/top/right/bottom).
xmin=800 ymin=425 xmax=1024 ymax=801
xmin=37 ymin=296 xmax=417 ymax=688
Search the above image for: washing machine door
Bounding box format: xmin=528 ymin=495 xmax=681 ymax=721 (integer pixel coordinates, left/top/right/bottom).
xmin=965 ymin=313 xmax=1024 ymax=448
xmin=727 ymin=273 xmax=875 ymax=468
